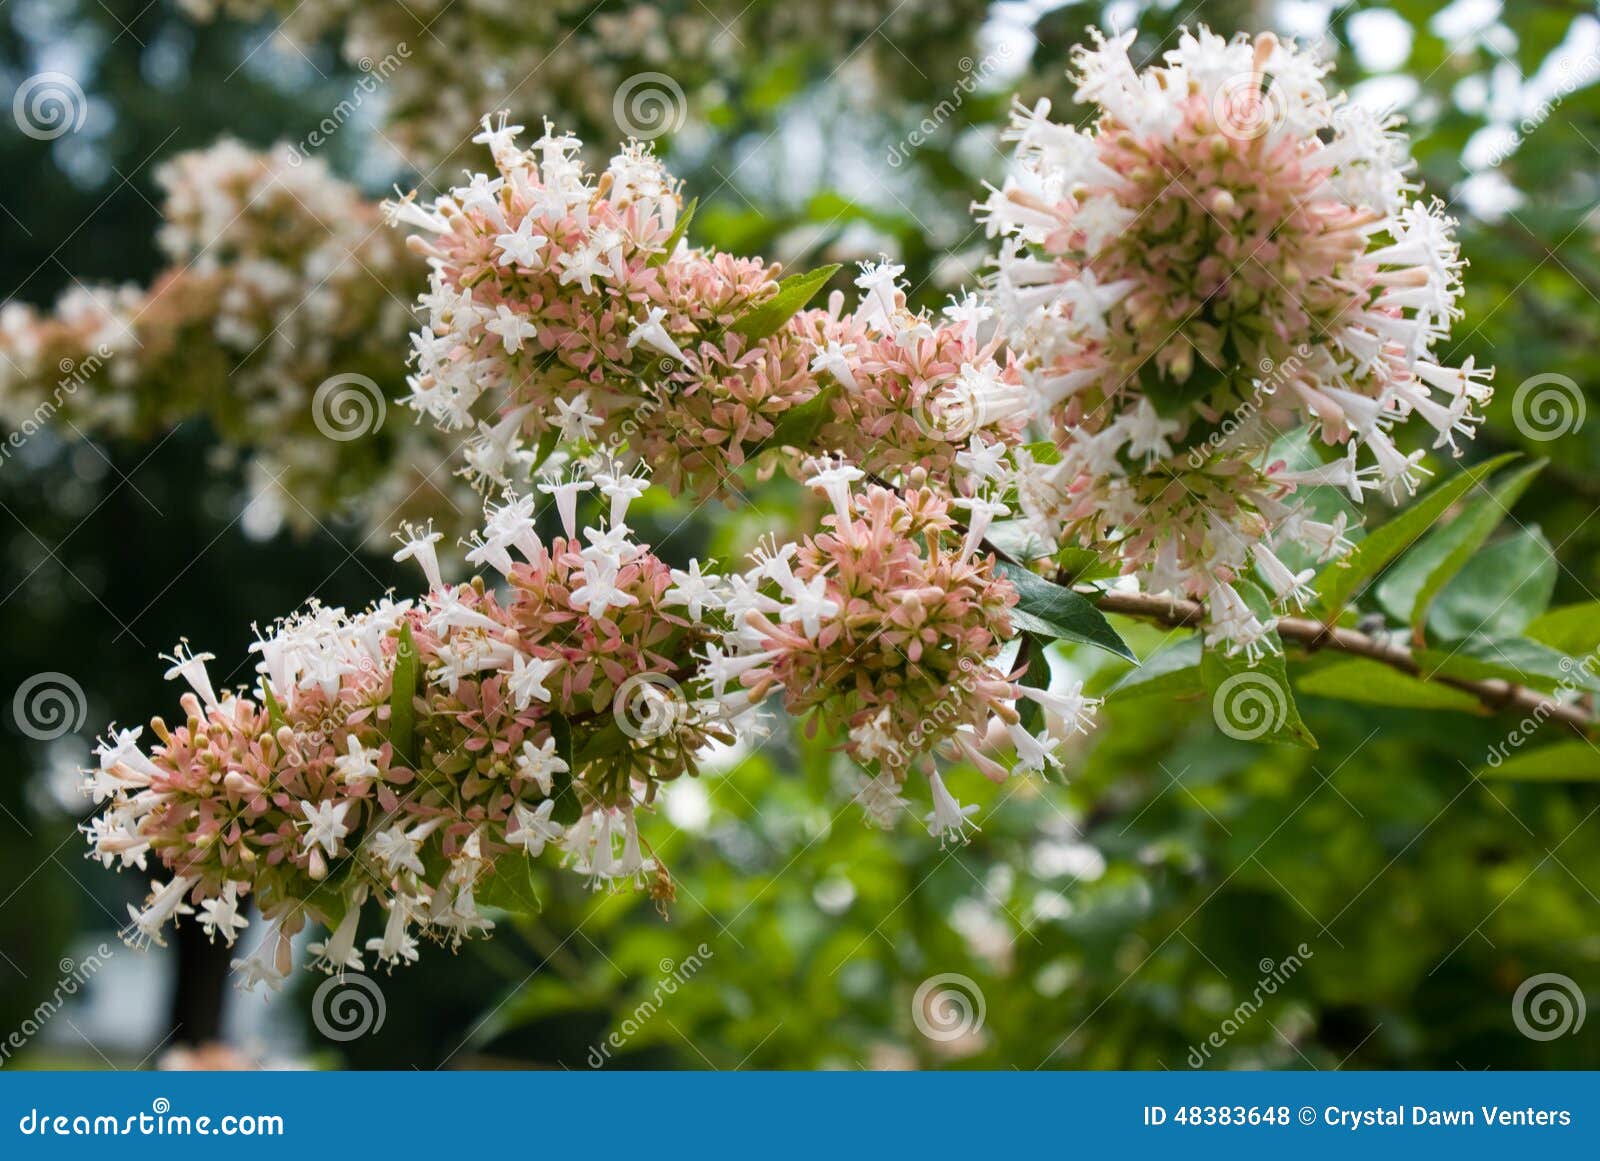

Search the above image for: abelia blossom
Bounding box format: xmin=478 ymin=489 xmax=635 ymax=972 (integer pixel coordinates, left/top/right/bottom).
xmin=83 ymin=488 xmax=740 ymax=985
xmin=398 ymin=120 xmax=1027 ymax=499
xmin=722 ymin=471 xmax=1099 ymax=835
xmin=982 ymin=27 xmax=1492 ymax=655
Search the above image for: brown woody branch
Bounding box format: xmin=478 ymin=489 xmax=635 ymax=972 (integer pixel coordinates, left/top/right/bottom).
xmin=1092 ymin=589 xmax=1594 ymax=738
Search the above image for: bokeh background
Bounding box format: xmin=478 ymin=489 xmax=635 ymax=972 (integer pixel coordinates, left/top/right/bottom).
xmin=2 ymin=0 xmax=1598 ymax=1069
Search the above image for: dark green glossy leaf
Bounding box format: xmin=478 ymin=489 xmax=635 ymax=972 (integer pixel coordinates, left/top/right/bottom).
xmin=993 ymin=561 xmax=1136 ymax=661
xmin=1312 ymin=453 xmax=1519 ymax=620
xmin=1375 ymin=459 xmax=1543 ymax=634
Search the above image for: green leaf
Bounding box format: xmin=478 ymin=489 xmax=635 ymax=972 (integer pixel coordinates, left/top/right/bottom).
xmin=730 ymin=264 xmax=840 ymax=341
xmin=260 ymin=679 xmax=289 ymax=731
xmin=758 ymin=384 xmax=836 ymax=454
xmin=1106 ymin=637 xmax=1203 ymax=700
xmin=1312 ymin=453 xmax=1519 ymax=620
xmin=530 ymin=425 xmax=561 ymax=474
xmin=647 ymin=197 xmax=697 ymax=267
xmin=547 ymin=715 xmax=582 ymax=825
xmin=993 ymin=561 xmax=1136 ymax=662
xmin=1295 ymin=657 xmax=1483 ymax=712
xmin=1427 ymin=525 xmax=1557 ymax=641
xmin=1022 ymin=439 xmax=1062 ymax=465
xmin=476 ymin=852 xmax=545 ymax=915
xmin=983 ymin=519 xmax=1055 ymax=563
xmin=1526 ymin=602 xmax=1600 ymax=656
xmin=388 ymin=622 xmax=419 ymax=768
xmin=1375 ymin=459 xmax=1544 ymax=635
xmin=1415 ymin=635 xmax=1600 ymax=695
xmin=1201 ymin=582 xmax=1316 ymax=749
xmin=1478 ymin=741 xmax=1600 ymax=782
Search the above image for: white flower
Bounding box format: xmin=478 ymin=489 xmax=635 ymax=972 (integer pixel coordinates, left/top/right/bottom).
xmin=122 ymin=874 xmax=197 ymax=949
xmin=804 ymin=461 xmax=865 ymax=524
xmin=162 ymin=644 xmax=220 ymax=710
xmin=508 ymin=653 xmax=561 ymax=710
xmin=594 ymin=467 xmax=649 ymax=526
xmin=924 ymin=771 xmax=980 ymax=846
xmin=809 ymin=339 xmax=859 ymax=391
xmin=308 ymin=891 xmax=366 ymax=975
xmin=393 ymin=522 xmax=445 ymax=590
xmin=536 ymin=475 xmax=593 ymax=540
xmin=333 ymin=736 xmax=381 ymax=791
xmin=570 ymin=558 xmax=636 ymax=619
xmin=515 ymin=736 xmax=569 ymax=796
xmin=626 ymin=305 xmax=688 ymax=364
xmin=781 ymin=574 xmax=840 ymax=638
xmin=493 ymin=212 xmax=548 ymax=269
xmin=664 ymin=558 xmax=723 ymax=621
xmin=366 ymin=895 xmax=420 ymax=968
xmin=299 ymin=799 xmax=354 ymax=858
xmin=485 ymin=304 xmax=538 ymax=354
xmin=198 ymin=883 xmax=249 ymax=947
xmin=552 ymin=392 xmax=603 ymax=442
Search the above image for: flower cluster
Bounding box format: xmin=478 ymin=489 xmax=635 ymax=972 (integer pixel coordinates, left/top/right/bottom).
xmin=400 ymin=120 xmax=1026 ymax=499
xmin=83 ymin=477 xmax=743 ymax=985
xmin=982 ymin=28 xmax=1491 ymax=654
xmin=0 ymin=140 xmax=461 ymax=535
xmin=712 ymin=467 xmax=1097 ymax=843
